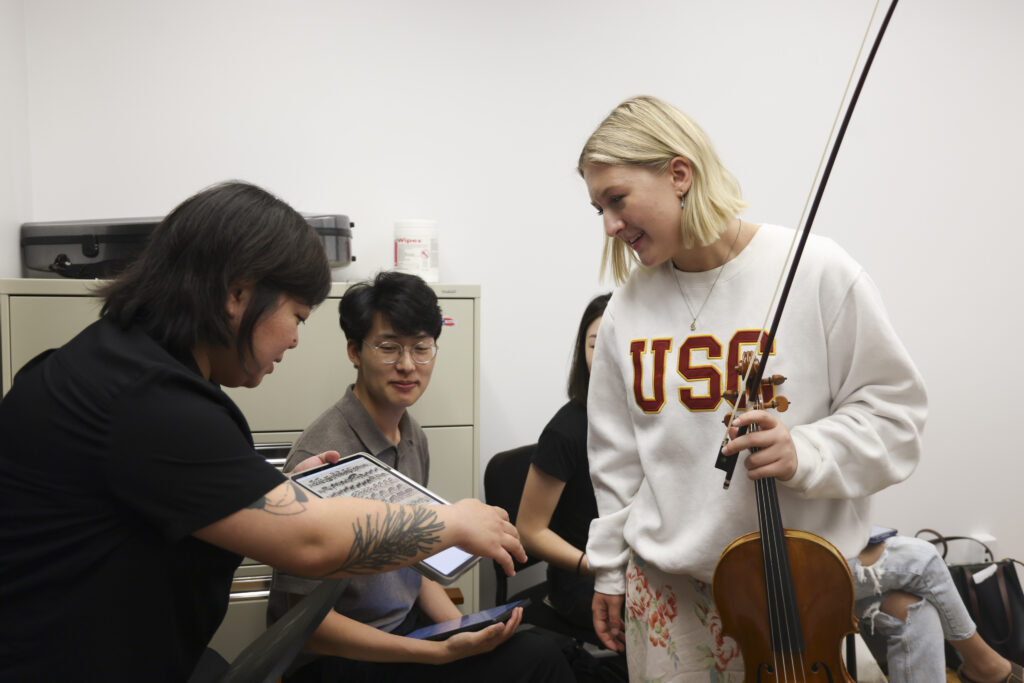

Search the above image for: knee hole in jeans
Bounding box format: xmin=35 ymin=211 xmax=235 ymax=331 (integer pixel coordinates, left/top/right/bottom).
xmin=879 ymin=590 xmax=922 ymax=622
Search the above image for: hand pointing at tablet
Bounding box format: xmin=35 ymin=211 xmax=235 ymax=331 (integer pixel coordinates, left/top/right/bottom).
xmin=445 ymin=498 xmax=526 ymax=577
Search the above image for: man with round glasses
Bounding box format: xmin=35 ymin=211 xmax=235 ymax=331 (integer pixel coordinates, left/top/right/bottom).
xmin=268 ymin=271 xmax=572 ymax=682
xmin=371 ymin=339 xmax=438 ymax=364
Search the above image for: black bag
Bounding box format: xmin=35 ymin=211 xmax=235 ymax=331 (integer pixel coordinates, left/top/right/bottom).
xmin=537 ymin=627 xmax=628 ymax=683
xmin=917 ymin=529 xmax=1024 ymax=664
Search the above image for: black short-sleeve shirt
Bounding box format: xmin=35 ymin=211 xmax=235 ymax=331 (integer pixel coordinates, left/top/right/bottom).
xmin=0 ymin=317 xmax=285 ymax=681
xmin=530 ymin=400 xmax=598 ymax=552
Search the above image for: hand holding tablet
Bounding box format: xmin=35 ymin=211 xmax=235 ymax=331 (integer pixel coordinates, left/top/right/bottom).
xmin=407 ymin=599 xmax=530 ymax=641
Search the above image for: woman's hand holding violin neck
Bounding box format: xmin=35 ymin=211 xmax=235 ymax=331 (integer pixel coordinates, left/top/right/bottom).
xmin=725 ymin=409 xmax=798 ymax=481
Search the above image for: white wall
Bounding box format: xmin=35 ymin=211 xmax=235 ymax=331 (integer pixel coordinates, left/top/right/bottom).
xmin=5 ymin=0 xmax=1023 ymax=558
xmin=0 ymin=0 xmax=30 ymax=276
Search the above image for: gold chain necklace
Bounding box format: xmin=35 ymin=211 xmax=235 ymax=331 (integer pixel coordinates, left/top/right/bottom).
xmin=674 ymin=219 xmax=743 ymax=331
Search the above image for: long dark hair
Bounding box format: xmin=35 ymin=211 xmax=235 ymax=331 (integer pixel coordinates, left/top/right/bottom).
xmin=567 ymin=292 xmax=611 ymax=405
xmin=101 ymin=181 xmax=331 ymax=361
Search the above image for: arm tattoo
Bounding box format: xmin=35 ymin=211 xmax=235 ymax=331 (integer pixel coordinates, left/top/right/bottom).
xmin=245 ymin=488 xmax=446 ymax=575
xmin=245 ymin=481 xmax=310 ymax=516
xmin=324 ymin=503 xmax=445 ymax=576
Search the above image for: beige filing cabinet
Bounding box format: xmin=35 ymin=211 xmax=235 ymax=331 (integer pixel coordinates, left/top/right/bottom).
xmin=0 ymin=278 xmax=482 ymax=662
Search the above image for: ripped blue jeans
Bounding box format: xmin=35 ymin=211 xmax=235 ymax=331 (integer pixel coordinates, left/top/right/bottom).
xmin=847 ymin=535 xmax=976 ymax=681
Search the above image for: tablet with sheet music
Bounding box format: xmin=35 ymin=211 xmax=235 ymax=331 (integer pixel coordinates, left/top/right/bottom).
xmin=289 ymin=452 xmax=480 ymax=585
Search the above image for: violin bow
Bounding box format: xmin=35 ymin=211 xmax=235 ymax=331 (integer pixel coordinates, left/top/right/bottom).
xmin=715 ymin=0 xmax=900 ymax=488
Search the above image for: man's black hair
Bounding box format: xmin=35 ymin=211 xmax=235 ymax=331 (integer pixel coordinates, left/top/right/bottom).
xmin=338 ymin=271 xmax=443 ymax=345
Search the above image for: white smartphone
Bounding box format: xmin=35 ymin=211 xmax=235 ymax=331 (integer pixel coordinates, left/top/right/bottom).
xmin=289 ymin=452 xmax=480 ymax=585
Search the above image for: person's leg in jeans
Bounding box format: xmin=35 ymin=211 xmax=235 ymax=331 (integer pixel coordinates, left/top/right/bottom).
xmin=850 ymin=535 xmax=1015 ymax=682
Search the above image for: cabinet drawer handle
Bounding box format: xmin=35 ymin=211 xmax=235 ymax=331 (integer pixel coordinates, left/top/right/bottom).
xmin=229 ymin=590 xmax=270 ymax=603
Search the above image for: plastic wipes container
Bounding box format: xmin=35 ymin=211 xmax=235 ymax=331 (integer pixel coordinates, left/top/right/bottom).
xmin=394 ymin=219 xmax=439 ymax=282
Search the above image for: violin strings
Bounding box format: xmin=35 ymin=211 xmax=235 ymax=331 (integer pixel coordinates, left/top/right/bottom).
xmin=759 ymin=476 xmax=805 ymax=680
xmin=753 ymin=420 xmax=807 ymax=680
xmin=776 ymin=481 xmax=806 ymax=680
xmin=754 ymin=478 xmax=778 ymax=671
xmin=757 ymin=478 xmax=785 ymax=676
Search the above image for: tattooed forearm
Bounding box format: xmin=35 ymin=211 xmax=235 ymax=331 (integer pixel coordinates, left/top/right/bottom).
xmin=324 ymin=503 xmax=445 ymax=576
xmin=243 ymin=490 xmax=447 ymax=576
xmin=245 ymin=481 xmax=310 ymax=516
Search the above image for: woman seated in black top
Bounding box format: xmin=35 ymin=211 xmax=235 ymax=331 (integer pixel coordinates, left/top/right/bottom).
xmin=517 ymin=292 xmax=610 ymax=631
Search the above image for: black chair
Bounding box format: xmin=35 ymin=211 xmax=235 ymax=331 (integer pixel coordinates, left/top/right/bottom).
xmin=483 ymin=444 xmax=601 ymax=646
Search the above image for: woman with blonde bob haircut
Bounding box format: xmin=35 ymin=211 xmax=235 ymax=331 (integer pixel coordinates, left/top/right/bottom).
xmin=577 ymin=96 xmax=1019 ymax=683
xmin=577 ymin=95 xmax=747 ymax=285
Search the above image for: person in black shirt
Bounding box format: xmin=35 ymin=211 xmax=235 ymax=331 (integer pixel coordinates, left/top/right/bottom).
xmin=517 ymin=293 xmax=610 ymax=632
xmin=0 ymin=181 xmax=524 ymax=682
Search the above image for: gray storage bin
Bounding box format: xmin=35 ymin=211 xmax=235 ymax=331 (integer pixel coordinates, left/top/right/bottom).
xmin=20 ymin=215 xmax=353 ymax=279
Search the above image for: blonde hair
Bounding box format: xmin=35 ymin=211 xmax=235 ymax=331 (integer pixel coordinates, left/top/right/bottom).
xmin=578 ymin=95 xmax=747 ymax=284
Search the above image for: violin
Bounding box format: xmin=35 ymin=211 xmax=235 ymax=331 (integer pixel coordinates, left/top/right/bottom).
xmin=710 ymin=1 xmax=901 ymax=677
xmin=712 ymin=352 xmax=856 ymax=681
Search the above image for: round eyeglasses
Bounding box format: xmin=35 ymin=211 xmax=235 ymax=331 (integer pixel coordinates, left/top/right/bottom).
xmin=367 ymin=341 xmax=438 ymax=365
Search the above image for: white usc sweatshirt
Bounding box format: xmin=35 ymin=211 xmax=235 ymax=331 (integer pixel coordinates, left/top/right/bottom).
xmin=586 ymin=225 xmax=926 ymax=594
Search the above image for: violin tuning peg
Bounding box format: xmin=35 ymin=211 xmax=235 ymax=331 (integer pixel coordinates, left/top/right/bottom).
xmin=769 ymin=374 xmax=787 ymax=386
xmin=735 ymin=350 xmax=756 ymax=375
xmin=723 ymin=390 xmax=739 ymax=402
xmin=722 ymin=412 xmax=733 ymax=426
xmin=772 ymin=396 xmax=790 ymax=412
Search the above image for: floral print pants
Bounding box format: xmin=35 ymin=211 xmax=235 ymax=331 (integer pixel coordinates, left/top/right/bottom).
xmin=624 ymin=552 xmax=744 ymax=682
